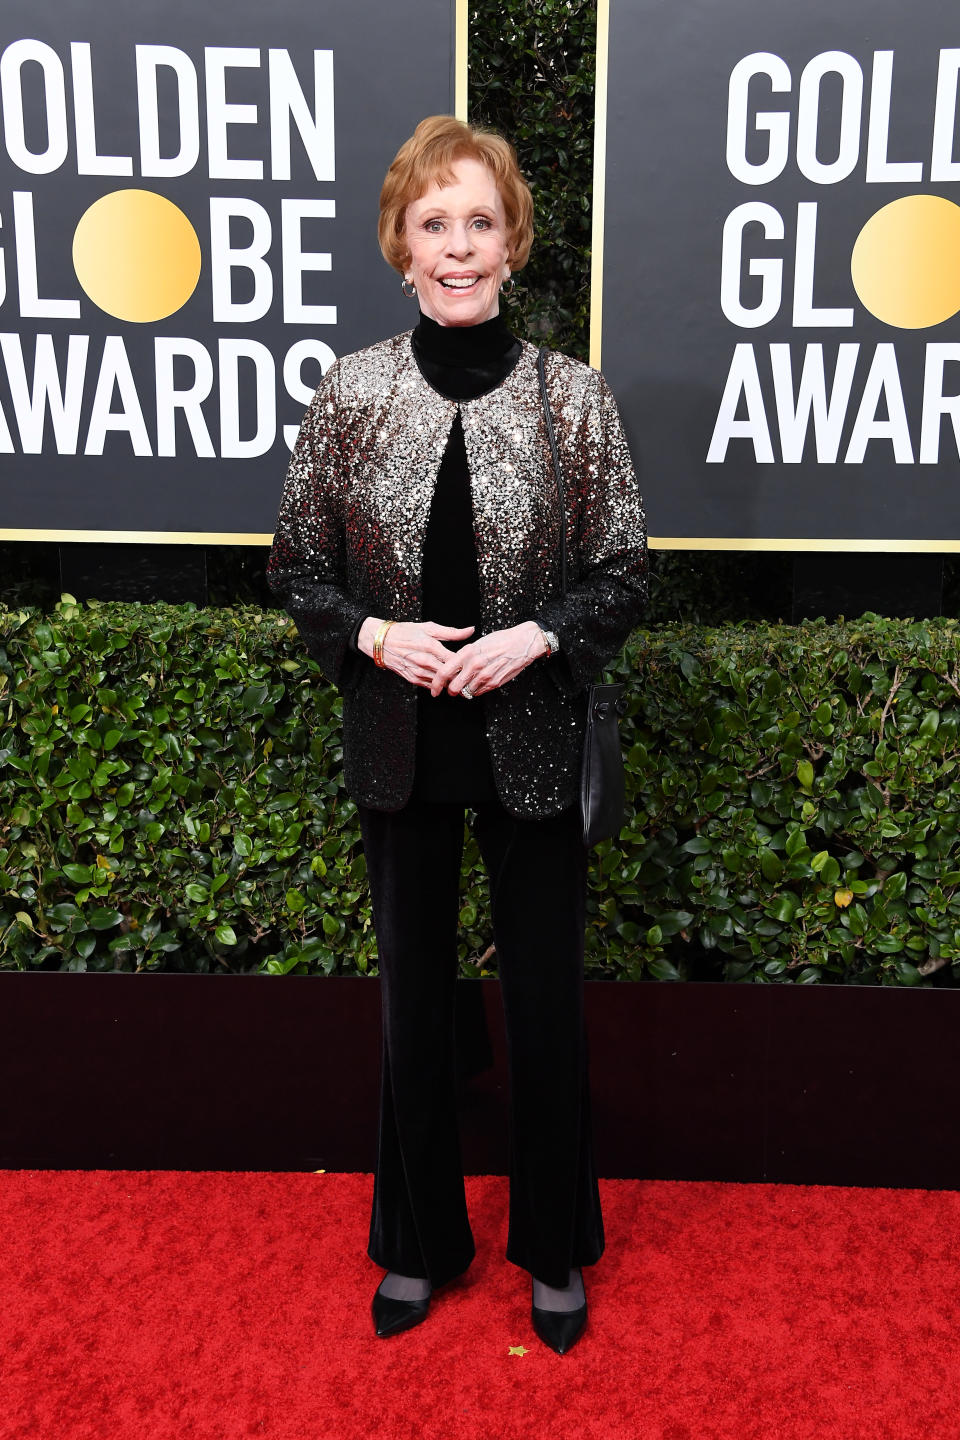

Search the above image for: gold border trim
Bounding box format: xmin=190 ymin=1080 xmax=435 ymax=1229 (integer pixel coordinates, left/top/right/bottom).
xmin=8 ymin=531 xmax=955 ymax=552
xmin=588 ymin=0 xmax=610 ymax=371
xmin=649 ymin=537 xmax=960 ymax=553
xmin=455 ymin=0 xmax=468 ymax=120
xmin=0 ymin=530 xmax=274 ymax=545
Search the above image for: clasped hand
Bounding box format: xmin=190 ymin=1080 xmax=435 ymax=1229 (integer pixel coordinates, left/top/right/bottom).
xmin=360 ymin=618 xmax=546 ymax=697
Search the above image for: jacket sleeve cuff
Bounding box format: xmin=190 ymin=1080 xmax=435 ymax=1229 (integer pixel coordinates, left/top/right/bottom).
xmin=533 ymin=603 xmax=593 ymax=694
xmin=348 ymin=615 xmax=366 ymax=652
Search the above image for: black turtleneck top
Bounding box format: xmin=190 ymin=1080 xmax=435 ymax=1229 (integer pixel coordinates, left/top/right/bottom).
xmin=410 ymin=311 xmax=522 ymax=804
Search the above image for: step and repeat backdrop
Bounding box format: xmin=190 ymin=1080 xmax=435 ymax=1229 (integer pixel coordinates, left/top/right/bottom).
xmin=595 ymin=0 xmax=960 ymax=550
xmin=6 ymin=0 xmax=958 ymax=552
xmin=0 ymin=0 xmax=460 ymax=540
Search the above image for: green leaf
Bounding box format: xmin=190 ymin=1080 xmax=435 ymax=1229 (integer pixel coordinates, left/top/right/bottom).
xmin=796 ymin=967 xmax=822 ymax=985
xmin=751 ymin=781 xmax=773 ymax=808
xmin=45 ymin=903 xmax=79 ymax=927
xmin=760 ymin=849 xmax=784 ymax=883
xmin=88 ymin=907 xmax=123 ymax=931
xmin=770 ymin=894 xmax=800 ymax=923
xmin=266 ymin=792 xmax=299 ymax=812
xmin=215 ymin=924 xmax=238 ymax=946
xmin=820 ymin=856 xmax=841 ymax=886
xmin=846 ymin=904 xmax=868 ymax=937
xmin=647 ymin=957 xmax=680 ymax=981
xmin=656 ymin=910 xmax=693 ymax=936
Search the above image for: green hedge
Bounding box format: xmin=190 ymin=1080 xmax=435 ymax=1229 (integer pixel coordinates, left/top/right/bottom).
xmin=2 ymin=602 xmax=959 ymax=984
xmin=469 ymin=0 xmax=597 ymax=358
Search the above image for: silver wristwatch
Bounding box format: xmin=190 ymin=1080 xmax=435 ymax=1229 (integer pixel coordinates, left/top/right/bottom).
xmin=539 ymin=627 xmax=560 ymax=658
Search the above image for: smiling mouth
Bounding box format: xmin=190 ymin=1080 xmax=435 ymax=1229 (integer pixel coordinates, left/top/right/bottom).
xmin=439 ymin=276 xmax=481 ymax=289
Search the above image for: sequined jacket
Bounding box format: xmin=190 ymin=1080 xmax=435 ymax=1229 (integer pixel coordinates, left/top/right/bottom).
xmin=266 ymin=330 xmax=648 ymax=818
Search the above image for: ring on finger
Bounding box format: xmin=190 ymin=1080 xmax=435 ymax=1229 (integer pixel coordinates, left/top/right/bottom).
xmin=461 ymin=684 xmax=474 ymax=700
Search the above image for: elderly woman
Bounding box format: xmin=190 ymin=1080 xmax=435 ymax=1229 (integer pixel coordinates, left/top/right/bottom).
xmin=267 ymin=116 xmax=647 ymax=1355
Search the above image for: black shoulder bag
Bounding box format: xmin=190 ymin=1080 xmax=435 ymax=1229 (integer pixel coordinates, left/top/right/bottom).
xmin=537 ymin=349 xmax=628 ymax=848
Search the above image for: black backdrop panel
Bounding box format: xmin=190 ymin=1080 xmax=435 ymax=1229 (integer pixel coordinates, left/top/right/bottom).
xmin=4 ymin=975 xmax=960 ymax=1189
xmin=0 ymin=0 xmax=455 ymax=536
xmin=599 ymin=0 xmax=960 ymax=547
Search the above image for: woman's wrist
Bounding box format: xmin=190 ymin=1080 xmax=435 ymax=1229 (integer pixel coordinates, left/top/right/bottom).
xmin=520 ymin=620 xmax=550 ymax=659
xmin=357 ymin=617 xmax=384 ymax=658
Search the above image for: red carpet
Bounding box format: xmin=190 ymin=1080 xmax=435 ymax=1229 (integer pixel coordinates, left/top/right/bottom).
xmin=2 ymin=1172 xmax=959 ymax=1439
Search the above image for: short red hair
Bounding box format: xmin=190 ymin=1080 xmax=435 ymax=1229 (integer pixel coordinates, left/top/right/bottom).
xmin=379 ymin=115 xmax=534 ymax=275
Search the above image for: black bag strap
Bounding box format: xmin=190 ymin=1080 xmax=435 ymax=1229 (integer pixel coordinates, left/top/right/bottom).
xmin=537 ymin=348 xmax=567 ymax=599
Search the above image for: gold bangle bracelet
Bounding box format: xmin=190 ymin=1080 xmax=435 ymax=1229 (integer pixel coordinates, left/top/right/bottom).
xmin=372 ymin=620 xmax=395 ymax=669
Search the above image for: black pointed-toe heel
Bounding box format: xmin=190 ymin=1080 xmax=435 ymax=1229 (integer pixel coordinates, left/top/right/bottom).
xmin=531 ymin=1300 xmax=588 ymax=1354
xmin=371 ymin=1283 xmax=431 ymax=1338
xmin=531 ymin=1272 xmax=588 ymax=1355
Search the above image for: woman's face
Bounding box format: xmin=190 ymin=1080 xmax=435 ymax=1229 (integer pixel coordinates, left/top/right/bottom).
xmin=403 ymin=157 xmax=511 ymax=327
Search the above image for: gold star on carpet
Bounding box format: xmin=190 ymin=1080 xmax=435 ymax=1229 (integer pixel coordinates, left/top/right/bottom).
xmin=508 ymin=1345 xmax=530 ymax=1356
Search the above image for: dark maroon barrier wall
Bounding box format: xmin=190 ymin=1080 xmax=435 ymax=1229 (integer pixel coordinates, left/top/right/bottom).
xmin=2 ymin=975 xmax=957 ymax=1187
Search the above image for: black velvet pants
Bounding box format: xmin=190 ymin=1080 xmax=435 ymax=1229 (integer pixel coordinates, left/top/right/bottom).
xmin=360 ymin=797 xmax=605 ymax=1290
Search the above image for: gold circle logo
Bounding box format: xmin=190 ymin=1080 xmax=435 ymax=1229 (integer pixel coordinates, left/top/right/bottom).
xmin=72 ymin=189 xmax=201 ymax=323
xmin=851 ymin=194 xmax=960 ymax=330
